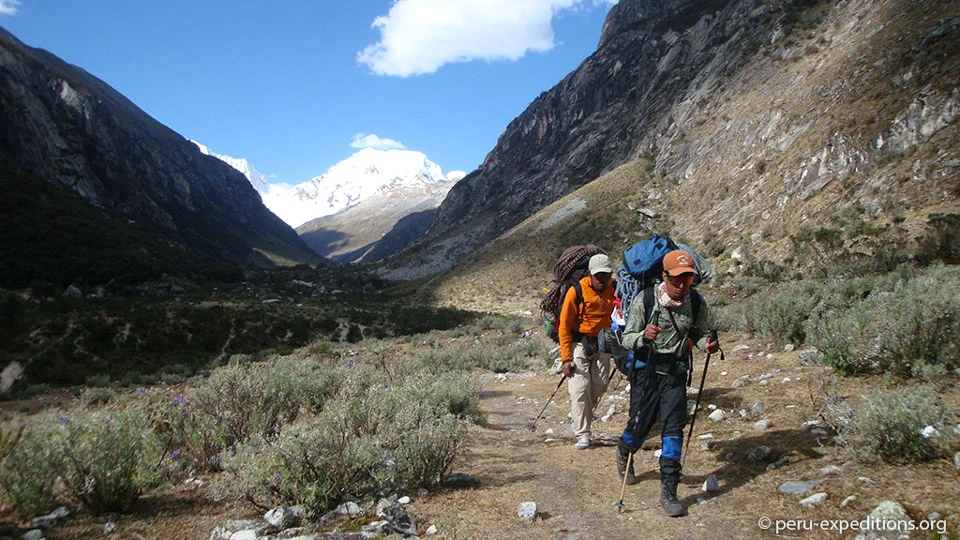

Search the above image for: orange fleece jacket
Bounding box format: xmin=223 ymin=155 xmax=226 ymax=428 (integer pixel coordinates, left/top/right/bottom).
xmin=559 ymin=275 xmax=616 ymax=362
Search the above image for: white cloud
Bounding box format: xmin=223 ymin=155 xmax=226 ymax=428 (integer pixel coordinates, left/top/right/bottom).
xmin=357 ymin=0 xmax=615 ymax=77
xmin=351 ymin=133 xmax=407 ymax=151
xmin=0 ymin=0 xmax=20 ymax=16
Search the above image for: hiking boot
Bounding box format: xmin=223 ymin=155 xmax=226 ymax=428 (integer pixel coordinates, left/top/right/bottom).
xmin=574 ymin=434 xmax=590 ymax=450
xmin=617 ymin=446 xmax=638 ymax=485
xmin=660 ymin=479 xmax=684 ymax=517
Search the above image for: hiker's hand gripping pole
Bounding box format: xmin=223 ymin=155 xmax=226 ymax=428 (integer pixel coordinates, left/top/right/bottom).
xmin=683 ymin=328 xmax=722 ymax=467
xmin=530 ymin=374 xmax=568 ymax=431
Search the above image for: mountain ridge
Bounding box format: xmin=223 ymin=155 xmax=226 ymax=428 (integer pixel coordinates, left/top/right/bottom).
xmin=0 ymin=25 xmax=318 ymax=284
xmin=377 ymin=0 xmax=960 ymax=281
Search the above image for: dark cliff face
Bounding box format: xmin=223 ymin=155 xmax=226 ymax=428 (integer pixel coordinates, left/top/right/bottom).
xmin=0 ymin=26 xmax=315 ymax=280
xmin=429 ymin=0 xmax=746 ymax=241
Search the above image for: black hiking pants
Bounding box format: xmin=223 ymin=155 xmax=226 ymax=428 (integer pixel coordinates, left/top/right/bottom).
xmin=619 ymin=365 xmax=688 ymax=483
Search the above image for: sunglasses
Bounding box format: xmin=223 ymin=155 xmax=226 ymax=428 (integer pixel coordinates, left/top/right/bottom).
xmin=665 ymin=274 xmax=694 ymax=287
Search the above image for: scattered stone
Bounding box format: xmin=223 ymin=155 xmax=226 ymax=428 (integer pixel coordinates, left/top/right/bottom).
xmin=753 ymin=420 xmax=772 ymax=431
xmin=397 ymin=496 xmax=411 ymax=505
xmin=778 ymin=479 xmax=823 ymax=495
xmin=545 ymin=428 xmax=554 ymax=435
xmin=62 ymin=285 xmax=82 ymax=298
xmin=784 ymin=344 xmax=795 ymax=352
xmin=746 ymin=446 xmax=772 ymax=462
xmin=376 ymin=498 xmax=417 ymax=536
xmin=732 ymin=375 xmax=751 ymax=388
xmin=720 ymin=371 xmax=728 ymax=376
xmin=954 ymin=452 xmax=960 ymax=470
xmin=781 ymin=377 xmax=791 ymax=384
xmin=732 ymin=344 xmax=750 ymax=353
xmin=21 ymin=531 xmax=44 ymax=540
xmin=264 ymin=505 xmax=302 ymax=529
xmin=209 ymin=520 xmax=272 ymax=540
xmin=103 ymin=522 xmax=116 ymax=535
xmin=921 ymin=425 xmax=940 ymax=438
xmin=702 ymin=474 xmax=720 ymax=492
xmin=426 ymin=524 xmax=439 ymax=535
xmin=654 ymin=449 xmax=662 ymax=458
xmin=751 ymin=402 xmax=766 ymax=414
xmin=798 ymin=350 xmax=822 ymax=364
xmin=441 ymin=473 xmax=480 ymax=489
xmin=820 ymin=465 xmax=844 ymax=476
xmin=31 ymin=506 xmax=70 ymax=529
xmin=700 ymin=442 xmax=711 ymax=451
xmin=362 ymin=520 xmax=392 ymax=534
xmin=857 ymin=476 xmax=875 ymax=484
xmin=758 ymin=373 xmax=773 ymax=380
xmin=758 ymin=380 xmax=768 ymax=386
xmin=601 ymin=404 xmax=618 ymax=422
xmin=333 ymin=502 xmax=365 ymax=517
xmin=707 ymin=404 xmax=718 ymax=411
xmin=799 ymin=492 xmax=828 ymax=507
xmin=696 ymin=433 xmax=714 ymax=440
xmin=840 ymin=495 xmax=857 ymax=508
xmin=810 ymin=428 xmax=828 ymax=437
xmin=517 ymin=502 xmax=537 ymax=521
xmin=708 ymin=410 xmax=725 ymax=422
xmin=854 ymin=501 xmax=911 ymax=540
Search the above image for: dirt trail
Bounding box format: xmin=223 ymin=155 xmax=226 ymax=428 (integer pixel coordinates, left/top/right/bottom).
xmin=412 ymin=342 xmax=758 ymax=539
xmin=409 ymin=336 xmax=960 ymax=539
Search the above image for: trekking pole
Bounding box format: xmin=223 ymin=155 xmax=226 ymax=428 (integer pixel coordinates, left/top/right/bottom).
xmin=683 ymin=328 xmax=722 ymax=467
xmin=614 ymin=451 xmax=633 ymax=513
xmin=529 ymin=375 xmax=567 ymax=431
xmin=612 ymin=311 xmax=660 ymax=513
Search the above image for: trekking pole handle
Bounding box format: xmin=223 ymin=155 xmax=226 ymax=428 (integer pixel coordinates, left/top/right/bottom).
xmin=709 ymin=328 xmax=718 ymax=342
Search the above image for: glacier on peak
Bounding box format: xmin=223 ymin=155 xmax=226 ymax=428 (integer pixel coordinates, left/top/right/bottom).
xmin=191 ymin=143 xmax=462 ymax=229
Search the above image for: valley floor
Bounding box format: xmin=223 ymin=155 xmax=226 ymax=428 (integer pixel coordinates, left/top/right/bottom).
xmin=7 ymin=333 xmax=959 ymax=539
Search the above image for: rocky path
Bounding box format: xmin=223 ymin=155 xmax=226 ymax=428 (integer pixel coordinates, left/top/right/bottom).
xmin=409 ymin=337 xmax=960 ymax=539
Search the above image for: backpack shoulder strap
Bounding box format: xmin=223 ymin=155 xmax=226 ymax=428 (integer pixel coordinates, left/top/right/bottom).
xmin=690 ymin=288 xmax=703 ymax=323
xmin=642 ymin=285 xmax=655 ymax=324
xmin=573 ymin=281 xmax=583 ymax=307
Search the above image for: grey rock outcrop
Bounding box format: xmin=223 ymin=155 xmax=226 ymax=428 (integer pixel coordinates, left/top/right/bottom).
xmin=0 ymin=27 xmax=317 ymax=274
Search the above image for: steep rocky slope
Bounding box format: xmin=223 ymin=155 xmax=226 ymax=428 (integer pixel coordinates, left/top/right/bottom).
xmin=379 ymin=0 xmax=959 ymax=281
xmin=0 ymin=26 xmax=317 ymax=285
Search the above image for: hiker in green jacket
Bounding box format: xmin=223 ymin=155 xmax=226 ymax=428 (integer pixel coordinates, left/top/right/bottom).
xmin=618 ymin=250 xmax=719 ymax=517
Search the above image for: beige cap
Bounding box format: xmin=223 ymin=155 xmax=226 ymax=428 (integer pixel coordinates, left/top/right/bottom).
xmin=588 ymin=254 xmax=613 ymax=275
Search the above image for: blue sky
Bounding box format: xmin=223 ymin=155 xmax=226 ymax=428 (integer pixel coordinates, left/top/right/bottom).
xmin=1 ymin=0 xmax=616 ymax=185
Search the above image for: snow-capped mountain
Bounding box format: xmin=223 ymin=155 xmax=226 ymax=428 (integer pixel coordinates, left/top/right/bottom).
xmin=266 ymin=148 xmax=462 ymax=228
xmin=192 ymin=141 xmax=270 ymax=194
xmin=191 ymin=144 xmax=465 ymax=258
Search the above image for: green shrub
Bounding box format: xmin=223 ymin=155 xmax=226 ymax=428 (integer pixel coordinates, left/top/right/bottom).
xmin=827 ymin=386 xmax=955 ymax=463
xmin=805 ymin=265 xmax=960 ymax=375
xmin=50 ymin=408 xmax=166 ymax=513
xmin=756 ymin=282 xmax=821 ymax=345
xmin=0 ymin=422 xmax=58 ymax=518
xmin=80 ymin=386 xmax=117 ymax=406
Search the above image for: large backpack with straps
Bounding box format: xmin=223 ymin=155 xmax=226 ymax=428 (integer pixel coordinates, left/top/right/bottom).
xmin=539 ymin=244 xmax=606 ymax=342
xmin=613 ymin=234 xmax=712 ymax=328
xmin=609 ymin=235 xmax=711 ymax=373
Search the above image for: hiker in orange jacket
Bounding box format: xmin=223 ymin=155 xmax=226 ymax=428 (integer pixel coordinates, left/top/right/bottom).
xmin=559 ymin=253 xmax=617 ymax=449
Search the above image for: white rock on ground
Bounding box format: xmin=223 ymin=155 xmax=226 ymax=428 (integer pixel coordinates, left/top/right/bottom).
xmin=517 ymin=502 xmax=537 ymax=521
xmin=708 ymin=410 xmax=725 ymax=422
xmin=799 ymin=493 xmax=828 ymax=507
xmin=702 ymin=474 xmax=720 ymax=492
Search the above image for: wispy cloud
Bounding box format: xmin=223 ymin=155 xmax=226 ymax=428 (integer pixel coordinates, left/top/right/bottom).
xmin=351 ymin=133 xmax=407 ymax=151
xmin=0 ymin=0 xmax=20 ymax=16
xmin=357 ymin=0 xmax=617 ymax=77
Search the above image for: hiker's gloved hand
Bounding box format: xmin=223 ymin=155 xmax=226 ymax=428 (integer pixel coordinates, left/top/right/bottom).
xmin=706 ymin=335 xmax=720 ymax=354
xmin=643 ymin=324 xmax=661 ymax=343
xmin=561 ymin=360 xmax=575 ymax=377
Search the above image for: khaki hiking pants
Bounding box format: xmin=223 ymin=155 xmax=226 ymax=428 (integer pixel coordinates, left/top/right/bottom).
xmin=568 ymin=342 xmax=611 ymax=437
